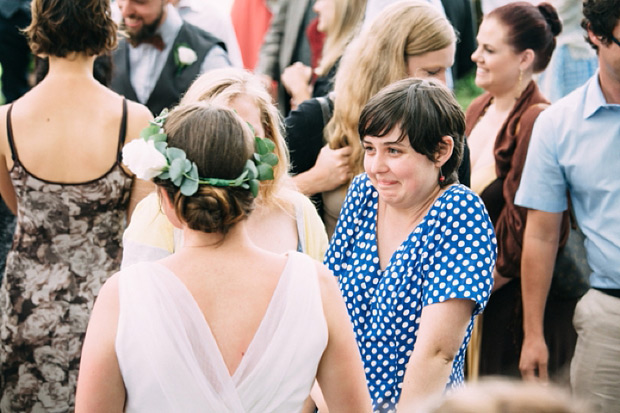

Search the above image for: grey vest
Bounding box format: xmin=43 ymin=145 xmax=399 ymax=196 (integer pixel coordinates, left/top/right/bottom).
xmin=111 ymin=23 xmax=226 ymax=116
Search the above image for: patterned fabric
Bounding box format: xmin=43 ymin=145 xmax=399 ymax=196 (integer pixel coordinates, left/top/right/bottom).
xmin=0 ymin=198 xmax=15 ymax=282
xmin=325 ymin=174 xmax=496 ymax=412
xmin=0 ymin=103 xmax=133 ymax=412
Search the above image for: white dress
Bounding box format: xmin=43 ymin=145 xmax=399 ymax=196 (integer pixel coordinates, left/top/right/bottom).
xmin=115 ymin=252 xmax=328 ymax=412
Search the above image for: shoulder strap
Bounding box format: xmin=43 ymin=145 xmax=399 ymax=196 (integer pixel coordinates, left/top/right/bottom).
xmin=6 ymin=104 xmax=18 ymax=161
xmin=117 ymin=98 xmax=128 ymax=162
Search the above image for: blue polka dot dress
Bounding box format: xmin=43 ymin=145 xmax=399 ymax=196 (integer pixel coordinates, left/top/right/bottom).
xmin=325 ymin=174 xmax=497 ymax=412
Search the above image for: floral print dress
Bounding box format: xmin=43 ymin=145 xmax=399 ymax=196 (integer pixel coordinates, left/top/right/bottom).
xmin=0 ymin=101 xmax=133 ymax=412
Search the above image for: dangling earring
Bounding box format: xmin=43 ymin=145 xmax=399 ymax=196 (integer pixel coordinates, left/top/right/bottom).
xmin=438 ymin=166 xmax=445 ymax=184
xmin=516 ymin=69 xmax=524 ymax=100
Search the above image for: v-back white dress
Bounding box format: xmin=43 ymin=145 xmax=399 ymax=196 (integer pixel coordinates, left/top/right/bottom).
xmin=115 ymin=252 xmax=328 ymax=412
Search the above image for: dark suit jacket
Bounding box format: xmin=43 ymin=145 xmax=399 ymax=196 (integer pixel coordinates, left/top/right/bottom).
xmin=441 ymin=0 xmax=477 ymax=80
xmin=111 ymin=23 xmax=225 ymax=116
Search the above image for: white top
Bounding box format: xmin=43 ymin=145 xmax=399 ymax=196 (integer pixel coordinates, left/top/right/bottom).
xmin=115 ymin=252 xmax=328 ymax=412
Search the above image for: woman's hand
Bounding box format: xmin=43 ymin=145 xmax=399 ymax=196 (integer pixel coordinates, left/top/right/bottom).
xmin=491 ymin=268 xmax=512 ymax=293
xmin=292 ymin=145 xmax=353 ymax=196
xmin=281 ymin=62 xmax=313 ymax=109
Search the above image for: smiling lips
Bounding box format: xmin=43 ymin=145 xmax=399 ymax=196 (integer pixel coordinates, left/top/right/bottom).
xmin=123 ymin=17 xmax=142 ymax=29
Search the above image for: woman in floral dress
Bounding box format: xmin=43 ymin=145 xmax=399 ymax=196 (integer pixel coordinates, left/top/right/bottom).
xmin=0 ymin=0 xmax=152 ymax=411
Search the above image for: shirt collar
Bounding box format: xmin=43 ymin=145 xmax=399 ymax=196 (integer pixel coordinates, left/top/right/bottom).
xmin=158 ymin=4 xmax=183 ymax=48
xmin=583 ymin=71 xmax=619 ymax=119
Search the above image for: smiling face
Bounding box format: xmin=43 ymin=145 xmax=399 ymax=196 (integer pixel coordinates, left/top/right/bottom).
xmin=406 ymin=43 xmax=456 ymax=85
xmin=117 ymin=0 xmax=167 ymax=42
xmin=363 ymin=128 xmax=441 ymax=209
xmin=313 ymin=0 xmax=336 ymax=33
xmin=589 ymin=20 xmax=620 ymax=94
xmin=471 ymin=17 xmax=525 ymax=95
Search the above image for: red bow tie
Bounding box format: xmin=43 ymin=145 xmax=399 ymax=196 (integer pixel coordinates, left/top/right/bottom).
xmin=130 ymin=35 xmax=165 ymax=51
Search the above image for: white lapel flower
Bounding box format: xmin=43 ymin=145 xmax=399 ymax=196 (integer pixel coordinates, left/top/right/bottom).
xmin=175 ymin=44 xmax=197 ymax=73
xmin=122 ymin=139 xmax=168 ymax=180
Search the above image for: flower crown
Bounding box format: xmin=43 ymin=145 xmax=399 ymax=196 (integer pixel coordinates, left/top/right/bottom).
xmin=122 ymin=109 xmax=278 ymax=197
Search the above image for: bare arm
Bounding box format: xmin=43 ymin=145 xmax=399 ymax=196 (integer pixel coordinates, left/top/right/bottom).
xmin=291 ymin=145 xmax=352 ymax=196
xmin=315 ymin=263 xmax=372 ymax=412
xmin=397 ymin=299 xmax=474 ymax=412
xmin=75 ymin=274 xmax=125 ymax=413
xmin=519 ymin=209 xmax=563 ymax=382
xmin=0 ymin=105 xmax=17 ymax=214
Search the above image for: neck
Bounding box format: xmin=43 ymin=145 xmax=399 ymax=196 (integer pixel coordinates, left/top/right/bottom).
xmin=180 ymin=220 xmax=254 ymax=254
xmin=599 ymin=67 xmax=620 ymax=105
xmin=491 ymin=75 xmax=532 ymax=112
xmin=45 ymin=54 xmax=97 ymax=81
xmin=381 ymin=185 xmax=442 ymax=228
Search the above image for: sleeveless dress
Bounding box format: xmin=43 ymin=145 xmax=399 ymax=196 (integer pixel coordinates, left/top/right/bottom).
xmin=116 ymin=252 xmax=328 ymax=412
xmin=0 ymin=100 xmax=134 ymax=413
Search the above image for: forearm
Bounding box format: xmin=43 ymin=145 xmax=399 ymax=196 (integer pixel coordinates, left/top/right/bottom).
xmin=397 ymin=351 xmax=453 ymax=412
xmin=520 ymin=210 xmax=562 ymax=338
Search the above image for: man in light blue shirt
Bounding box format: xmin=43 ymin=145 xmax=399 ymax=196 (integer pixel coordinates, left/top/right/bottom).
xmin=111 ymin=0 xmax=231 ymax=115
xmin=515 ymin=0 xmax=620 ymax=410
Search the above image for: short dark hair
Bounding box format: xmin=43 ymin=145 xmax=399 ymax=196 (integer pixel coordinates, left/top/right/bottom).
xmin=358 ymin=78 xmax=465 ymax=188
xmin=156 ymin=103 xmax=256 ymax=235
xmin=488 ymin=2 xmax=562 ymax=73
xmin=25 ymin=0 xmax=117 ymax=57
xmin=581 ymin=0 xmax=620 ymax=50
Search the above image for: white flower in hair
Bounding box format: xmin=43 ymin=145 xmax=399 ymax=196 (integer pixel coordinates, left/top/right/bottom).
xmin=122 ymin=139 xmax=168 ymax=180
xmin=176 ymin=45 xmax=197 ymax=66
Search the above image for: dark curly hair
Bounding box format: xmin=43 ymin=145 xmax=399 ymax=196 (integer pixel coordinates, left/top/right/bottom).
xmin=155 ymin=103 xmax=256 ymax=235
xmin=358 ymin=78 xmax=465 ymax=188
xmin=581 ymin=0 xmax=620 ymax=51
xmin=488 ymin=2 xmax=562 ymax=73
xmin=25 ymin=0 xmax=117 ymax=57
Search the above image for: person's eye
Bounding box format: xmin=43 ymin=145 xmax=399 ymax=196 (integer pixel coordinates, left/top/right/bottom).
xmin=363 ymin=145 xmax=375 ymax=153
xmin=425 ymin=69 xmax=441 ymax=76
xmin=388 ymin=147 xmax=401 ymax=155
xmin=484 ymin=46 xmax=494 ymax=53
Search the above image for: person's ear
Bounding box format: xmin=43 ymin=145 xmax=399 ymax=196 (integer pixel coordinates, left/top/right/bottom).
xmin=435 ymin=135 xmax=454 ymax=167
xmin=158 ymin=187 xmax=184 ymax=229
xmin=519 ymin=48 xmax=536 ymax=72
xmin=586 ymin=28 xmax=603 ymax=49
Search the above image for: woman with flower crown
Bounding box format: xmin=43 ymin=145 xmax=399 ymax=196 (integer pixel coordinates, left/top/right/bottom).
xmin=0 ymin=0 xmax=152 ymax=410
xmin=120 ymin=68 xmax=329 ymax=268
xmin=74 ymin=103 xmax=372 ymax=412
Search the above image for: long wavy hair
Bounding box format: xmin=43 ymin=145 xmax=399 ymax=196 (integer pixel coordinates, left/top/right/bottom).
xmin=325 ymin=0 xmax=456 ymax=175
xmin=315 ymin=0 xmax=367 ymax=77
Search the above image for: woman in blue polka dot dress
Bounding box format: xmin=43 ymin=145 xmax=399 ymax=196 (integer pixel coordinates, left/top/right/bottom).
xmin=325 ymin=78 xmax=497 ymax=412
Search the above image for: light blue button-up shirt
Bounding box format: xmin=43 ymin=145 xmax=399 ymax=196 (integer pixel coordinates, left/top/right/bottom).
xmin=515 ymin=73 xmax=620 ymax=289
xmin=128 ymin=4 xmax=230 ymax=104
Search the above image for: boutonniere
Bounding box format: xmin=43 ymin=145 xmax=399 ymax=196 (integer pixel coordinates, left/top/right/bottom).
xmin=174 ymin=43 xmax=197 ymax=75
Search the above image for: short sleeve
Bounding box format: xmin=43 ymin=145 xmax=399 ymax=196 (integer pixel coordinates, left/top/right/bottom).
xmin=515 ymin=110 xmax=568 ymax=213
xmin=199 ymin=45 xmax=232 ymax=73
xmin=422 ymin=189 xmax=496 ymax=315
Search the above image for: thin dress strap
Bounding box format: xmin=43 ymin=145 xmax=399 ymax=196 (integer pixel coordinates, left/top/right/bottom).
xmin=6 ymin=104 xmax=18 ymax=162
xmin=117 ymin=98 xmax=128 ymax=163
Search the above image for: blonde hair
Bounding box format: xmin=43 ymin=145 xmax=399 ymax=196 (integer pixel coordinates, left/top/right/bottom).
xmin=179 ymin=68 xmax=290 ymax=209
xmin=325 ymin=0 xmax=456 ymax=174
xmin=315 ymin=0 xmax=367 ymax=77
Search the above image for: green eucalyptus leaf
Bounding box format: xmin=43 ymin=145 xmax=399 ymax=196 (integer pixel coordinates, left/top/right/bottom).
xmin=256 ymin=138 xmax=269 ymax=155
xmin=154 ymin=141 xmax=168 ymax=155
xmin=248 ymin=179 xmax=259 ymax=197
xmin=233 ymin=169 xmax=249 ymax=186
xmin=262 ymin=138 xmax=276 ymax=152
xmin=140 ymin=124 xmax=159 ymax=139
xmin=150 ymin=133 xmax=168 ymax=143
xmin=188 ymin=163 xmax=199 ymax=180
xmin=241 ymin=183 xmax=249 ymax=189
xmin=182 ymin=158 xmax=192 ymax=173
xmin=169 ymin=158 xmax=185 ymax=185
xmin=257 ymin=164 xmax=274 ymax=181
xmin=180 ymin=177 xmax=199 ymax=196
xmin=245 ymin=159 xmax=258 ymax=180
xmin=261 ymin=153 xmax=279 ymax=166
xmin=158 ymin=171 xmax=170 ymax=179
xmin=167 ymin=147 xmax=187 ymax=162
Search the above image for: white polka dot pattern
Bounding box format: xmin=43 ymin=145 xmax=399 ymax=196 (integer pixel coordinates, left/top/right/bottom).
xmin=325 ymin=174 xmax=497 ymax=412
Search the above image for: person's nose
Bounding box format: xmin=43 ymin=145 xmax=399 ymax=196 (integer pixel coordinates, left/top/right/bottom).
xmin=367 ymin=152 xmax=388 ymax=175
xmin=119 ymin=1 xmax=134 ymax=17
xmin=471 ymin=46 xmax=481 ymax=63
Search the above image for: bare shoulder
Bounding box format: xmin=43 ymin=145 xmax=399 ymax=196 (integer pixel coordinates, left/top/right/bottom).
xmin=312 ymin=261 xmax=342 ymax=307
xmin=125 ymin=101 xmax=153 ymax=142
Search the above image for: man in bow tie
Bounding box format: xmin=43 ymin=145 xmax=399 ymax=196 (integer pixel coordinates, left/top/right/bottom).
xmin=111 ymin=0 xmax=231 ymax=116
